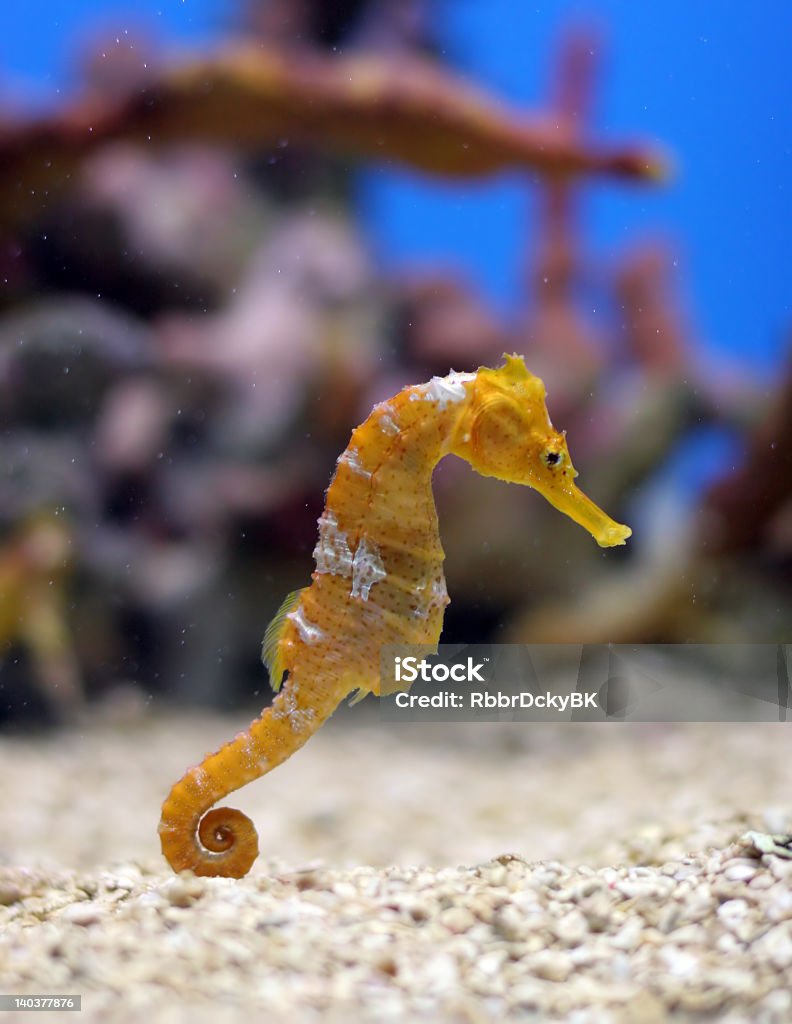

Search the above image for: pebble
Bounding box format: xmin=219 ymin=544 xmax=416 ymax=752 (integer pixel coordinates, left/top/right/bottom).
xmin=769 ymin=858 xmax=792 ymax=880
xmin=717 ymin=898 xmax=747 ymax=920
xmin=59 ymin=902 xmax=107 ymax=926
xmin=531 ymin=951 xmax=573 ymax=982
xmin=723 ymin=862 xmax=757 ymax=882
xmin=492 ymin=905 xmax=529 ymax=942
xmin=439 ymin=907 xmax=475 ymax=934
xmin=611 ymin=920 xmax=643 ymax=952
xmin=766 ymin=890 xmax=792 ymax=922
xmin=0 ymin=882 xmax=24 ymax=906
xmin=554 ymin=910 xmax=588 ymax=947
xmin=753 ymin=925 xmax=792 ymax=969
xmin=162 ymin=876 xmax=206 ymax=908
xmin=669 ymin=923 xmax=707 ymax=946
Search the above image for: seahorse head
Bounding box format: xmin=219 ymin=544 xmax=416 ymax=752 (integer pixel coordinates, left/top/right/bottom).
xmin=452 ymin=354 xmax=632 ymax=548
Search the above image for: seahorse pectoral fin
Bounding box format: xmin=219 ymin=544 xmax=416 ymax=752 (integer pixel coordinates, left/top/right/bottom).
xmin=348 ymin=687 xmax=370 ymax=706
xmin=261 ymin=587 xmax=305 ymax=691
xmin=539 ymin=480 xmax=632 ymax=548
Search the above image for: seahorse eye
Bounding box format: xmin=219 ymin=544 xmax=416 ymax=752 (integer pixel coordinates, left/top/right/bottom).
xmin=542 ymin=449 xmax=564 ymax=468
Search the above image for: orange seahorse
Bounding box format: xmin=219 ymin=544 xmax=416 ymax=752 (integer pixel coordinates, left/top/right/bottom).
xmin=159 ymin=354 xmax=631 ymax=876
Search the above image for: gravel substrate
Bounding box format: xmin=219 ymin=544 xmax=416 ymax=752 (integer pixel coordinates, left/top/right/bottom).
xmin=1 ymin=712 xmax=791 ymax=1022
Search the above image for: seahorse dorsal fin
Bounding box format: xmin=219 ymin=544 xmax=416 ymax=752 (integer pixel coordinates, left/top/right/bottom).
xmin=261 ymin=588 xmax=305 ymax=692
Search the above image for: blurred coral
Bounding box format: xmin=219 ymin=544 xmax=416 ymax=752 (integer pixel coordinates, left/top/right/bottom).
xmin=615 ymin=243 xmax=690 ymax=378
xmin=0 ymin=515 xmax=81 ymax=722
xmin=699 ymin=352 xmax=792 ymax=557
xmin=394 ymin=274 xmax=505 ymax=374
xmin=0 ymin=44 xmax=664 ymax=231
xmin=157 ymin=209 xmax=378 ymax=445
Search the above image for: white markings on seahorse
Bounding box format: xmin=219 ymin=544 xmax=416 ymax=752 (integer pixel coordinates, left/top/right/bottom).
xmin=374 ymin=401 xmax=400 ymax=436
xmin=313 ymin=509 xmax=353 ymax=577
xmin=409 ymin=372 xmax=476 ymax=410
xmin=232 ymin=731 xmax=260 ymax=773
xmin=189 ymin=766 xmax=209 ymax=793
xmin=413 ymin=574 xmax=450 ymax=619
xmin=287 ymin=604 xmax=324 ymax=644
xmin=337 ymin=446 xmax=372 ymax=478
xmin=272 ymin=685 xmax=317 ymax=732
xmin=351 ymin=536 xmax=387 ymax=601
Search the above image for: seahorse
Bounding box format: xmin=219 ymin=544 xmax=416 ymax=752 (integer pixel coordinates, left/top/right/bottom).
xmin=159 ymin=354 xmax=631 ymax=876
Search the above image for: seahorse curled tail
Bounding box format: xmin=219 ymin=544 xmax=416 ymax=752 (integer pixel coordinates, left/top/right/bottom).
xmin=158 ymin=670 xmax=341 ymax=877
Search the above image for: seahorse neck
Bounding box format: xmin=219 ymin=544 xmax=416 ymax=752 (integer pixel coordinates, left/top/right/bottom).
xmin=377 ymin=373 xmax=476 ymax=472
xmin=317 ymin=375 xmax=475 ymax=594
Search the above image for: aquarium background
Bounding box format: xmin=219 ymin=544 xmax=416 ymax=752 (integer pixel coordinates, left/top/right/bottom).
xmin=0 ymin=0 xmax=790 ymax=724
